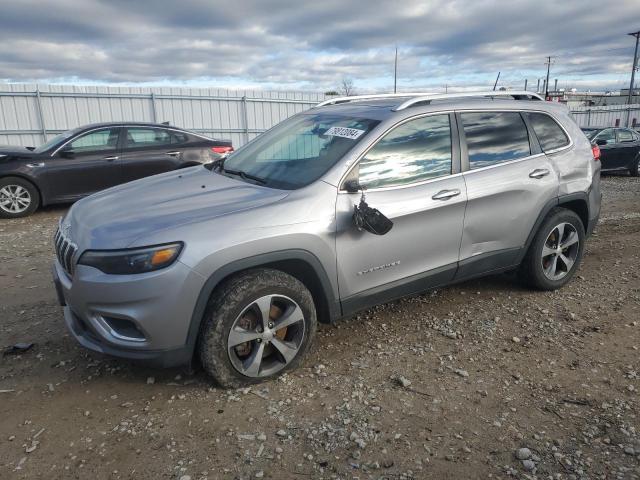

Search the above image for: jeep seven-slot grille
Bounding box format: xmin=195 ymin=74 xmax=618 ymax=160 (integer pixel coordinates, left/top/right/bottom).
xmin=54 ymin=228 xmax=78 ymax=276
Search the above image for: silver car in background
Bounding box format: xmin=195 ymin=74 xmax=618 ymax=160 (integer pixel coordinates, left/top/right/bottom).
xmin=52 ymin=91 xmax=601 ymax=387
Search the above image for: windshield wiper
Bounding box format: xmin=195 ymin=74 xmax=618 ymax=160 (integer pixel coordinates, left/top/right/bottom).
xmin=222 ymin=167 xmax=267 ymax=185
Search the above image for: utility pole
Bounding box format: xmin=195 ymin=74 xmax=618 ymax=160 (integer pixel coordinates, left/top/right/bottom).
xmin=536 ymin=78 xmax=540 ymax=92
xmin=626 ymin=30 xmax=640 ymax=126
xmin=544 ymin=56 xmax=554 ymax=99
xmin=393 ymin=47 xmax=398 ymax=94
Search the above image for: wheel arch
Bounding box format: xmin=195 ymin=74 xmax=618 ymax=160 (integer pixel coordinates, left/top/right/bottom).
xmin=517 ymin=193 xmax=589 ymax=264
xmin=0 ymin=174 xmax=44 ymax=207
xmin=184 ymin=250 xmax=340 ymax=359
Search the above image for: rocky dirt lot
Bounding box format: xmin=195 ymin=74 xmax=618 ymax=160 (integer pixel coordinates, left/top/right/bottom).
xmin=1 ymin=175 xmax=639 ymax=480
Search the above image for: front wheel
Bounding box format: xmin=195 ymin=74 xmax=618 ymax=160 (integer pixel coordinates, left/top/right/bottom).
xmin=520 ymin=208 xmax=585 ymax=290
xmin=0 ymin=177 xmax=39 ymax=218
xmin=197 ymin=269 xmax=317 ymax=388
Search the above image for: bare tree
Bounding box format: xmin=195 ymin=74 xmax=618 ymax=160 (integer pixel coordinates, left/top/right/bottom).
xmin=340 ymin=77 xmax=355 ymax=96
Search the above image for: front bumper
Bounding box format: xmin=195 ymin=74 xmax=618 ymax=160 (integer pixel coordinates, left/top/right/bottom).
xmin=52 ymin=257 xmax=205 ymax=367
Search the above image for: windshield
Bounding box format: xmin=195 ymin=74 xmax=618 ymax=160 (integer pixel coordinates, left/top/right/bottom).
xmin=33 ymin=128 xmax=81 ymax=153
xmin=220 ymin=113 xmax=380 ymax=189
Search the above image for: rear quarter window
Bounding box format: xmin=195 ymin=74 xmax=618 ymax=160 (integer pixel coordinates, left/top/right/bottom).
xmin=526 ymin=112 xmax=570 ymax=152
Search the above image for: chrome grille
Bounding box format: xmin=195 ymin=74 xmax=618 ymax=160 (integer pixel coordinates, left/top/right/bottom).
xmin=54 ymin=227 xmax=78 ymax=276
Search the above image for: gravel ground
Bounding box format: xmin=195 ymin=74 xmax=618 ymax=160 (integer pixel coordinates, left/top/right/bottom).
xmin=0 ymin=175 xmax=639 ymax=480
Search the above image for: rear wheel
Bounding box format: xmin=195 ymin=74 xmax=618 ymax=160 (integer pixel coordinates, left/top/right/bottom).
xmin=0 ymin=177 xmax=39 ymax=218
xmin=197 ymin=269 xmax=317 ymax=388
xmin=520 ymin=208 xmax=585 ymax=290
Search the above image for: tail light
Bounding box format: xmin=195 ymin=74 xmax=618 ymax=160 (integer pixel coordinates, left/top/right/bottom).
xmin=591 ymin=144 xmax=600 ymax=161
xmin=211 ymin=146 xmax=234 ymax=155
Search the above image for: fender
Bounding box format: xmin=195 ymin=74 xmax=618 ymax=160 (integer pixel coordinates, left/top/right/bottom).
xmin=516 ymin=192 xmax=590 ymax=264
xmin=184 ymin=249 xmax=340 ymax=357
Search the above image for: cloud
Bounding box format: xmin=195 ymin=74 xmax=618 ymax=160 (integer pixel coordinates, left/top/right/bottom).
xmin=0 ymin=0 xmax=637 ymax=92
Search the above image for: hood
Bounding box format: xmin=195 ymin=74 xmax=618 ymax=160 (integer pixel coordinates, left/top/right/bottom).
xmin=0 ymin=145 xmax=36 ymax=160
xmin=68 ymin=166 xmax=289 ymax=250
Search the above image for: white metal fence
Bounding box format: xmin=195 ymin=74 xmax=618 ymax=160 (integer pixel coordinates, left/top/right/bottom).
xmin=1 ymin=84 xmax=639 ymax=149
xmin=0 ymin=84 xmax=327 ymax=148
xmin=569 ymin=103 xmax=640 ymax=128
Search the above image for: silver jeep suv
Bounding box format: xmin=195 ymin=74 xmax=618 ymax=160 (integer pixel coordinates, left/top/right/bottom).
xmin=52 ymin=91 xmax=601 ymax=387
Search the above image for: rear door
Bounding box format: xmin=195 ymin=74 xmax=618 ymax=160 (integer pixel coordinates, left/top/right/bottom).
xmin=615 ymin=129 xmax=640 ymax=168
xmin=456 ymin=110 xmax=560 ymax=277
xmin=45 ymin=127 xmax=123 ymax=200
xmin=336 ymin=113 xmax=467 ymax=310
xmin=593 ymin=128 xmax=617 ymax=169
xmin=120 ymin=126 xmax=182 ymax=183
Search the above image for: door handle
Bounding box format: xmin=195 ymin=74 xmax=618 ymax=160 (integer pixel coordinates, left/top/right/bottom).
xmin=165 ymin=151 xmax=181 ymax=157
xmin=432 ymin=189 xmax=461 ymax=200
xmin=103 ymin=155 xmax=119 ymax=161
xmin=529 ymin=168 xmax=550 ymax=179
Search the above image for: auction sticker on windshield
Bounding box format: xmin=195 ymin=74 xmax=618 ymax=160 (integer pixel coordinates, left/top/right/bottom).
xmin=325 ymin=126 xmax=365 ymax=140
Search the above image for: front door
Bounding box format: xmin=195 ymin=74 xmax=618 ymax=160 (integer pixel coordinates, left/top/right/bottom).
xmin=335 ymin=113 xmax=467 ymax=313
xmin=45 ymin=127 xmax=123 ymax=201
xmin=594 ymin=128 xmax=618 ymax=169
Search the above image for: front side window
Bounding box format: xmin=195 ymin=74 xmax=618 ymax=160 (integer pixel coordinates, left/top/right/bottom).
xmin=617 ymin=129 xmax=634 ymax=143
xmin=125 ymin=128 xmax=171 ymax=148
xmin=221 ymin=113 xmax=380 ymax=189
xmin=68 ymin=128 xmax=119 ymax=153
xmin=461 ymin=112 xmax=530 ymax=169
xmin=595 ymin=129 xmax=615 ymax=145
xmin=357 ymin=115 xmax=452 ymax=189
xmin=526 ymin=112 xmax=569 ymax=151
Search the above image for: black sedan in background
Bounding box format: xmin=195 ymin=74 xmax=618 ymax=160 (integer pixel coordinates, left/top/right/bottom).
xmin=0 ymin=122 xmax=233 ymax=218
xmin=582 ymin=127 xmax=640 ymax=177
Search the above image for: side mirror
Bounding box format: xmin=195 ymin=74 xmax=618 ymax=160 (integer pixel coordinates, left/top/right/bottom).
xmin=59 ymin=145 xmax=75 ymax=158
xmin=353 ymin=196 xmax=393 ymax=235
xmin=343 ymin=179 xmax=361 ymax=193
xmin=595 ymin=139 xmax=608 ymax=146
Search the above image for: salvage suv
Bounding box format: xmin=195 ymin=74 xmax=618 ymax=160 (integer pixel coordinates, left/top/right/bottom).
xmin=52 ymin=91 xmax=601 ymax=387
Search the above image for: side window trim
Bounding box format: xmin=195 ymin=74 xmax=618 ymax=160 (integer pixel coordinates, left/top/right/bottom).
xmin=339 ymin=111 xmax=460 ymax=192
xmin=520 ymin=112 xmax=543 ymax=155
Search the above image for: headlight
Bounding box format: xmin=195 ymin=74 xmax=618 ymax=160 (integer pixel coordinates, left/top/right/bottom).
xmin=78 ymin=243 xmax=183 ymax=275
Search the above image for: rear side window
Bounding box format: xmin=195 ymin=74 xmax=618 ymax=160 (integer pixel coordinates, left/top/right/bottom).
xmin=461 ymin=112 xmax=530 ymax=169
xmin=357 ymin=114 xmax=452 ymax=189
xmin=617 ymin=129 xmax=635 ymax=143
xmin=526 ymin=112 xmax=570 ymax=151
xmin=125 ymin=128 xmax=171 ymax=147
xmin=171 ymin=132 xmax=189 ymax=144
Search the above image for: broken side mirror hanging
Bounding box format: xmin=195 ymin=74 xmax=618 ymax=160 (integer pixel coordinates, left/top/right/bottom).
xmin=347 ymin=180 xmax=393 ymax=236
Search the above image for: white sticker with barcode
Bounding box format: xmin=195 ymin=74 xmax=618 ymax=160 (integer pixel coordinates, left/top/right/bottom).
xmin=324 ymin=126 xmax=365 ymax=140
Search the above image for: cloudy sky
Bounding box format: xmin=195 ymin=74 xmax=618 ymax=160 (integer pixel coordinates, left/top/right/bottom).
xmin=0 ymin=0 xmax=638 ymax=93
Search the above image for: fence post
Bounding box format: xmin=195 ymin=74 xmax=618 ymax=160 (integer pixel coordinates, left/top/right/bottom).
xmin=241 ymin=96 xmax=249 ymax=144
xmin=586 ymin=109 xmax=591 ymax=127
xmin=35 ymin=88 xmax=47 ymax=142
xmin=150 ymin=92 xmax=158 ymax=123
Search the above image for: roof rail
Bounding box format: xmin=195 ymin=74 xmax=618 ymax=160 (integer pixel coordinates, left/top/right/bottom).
xmin=315 ymin=92 xmax=435 ymax=108
xmin=315 ymin=90 xmax=544 ymax=110
xmin=393 ymin=90 xmax=544 ymax=111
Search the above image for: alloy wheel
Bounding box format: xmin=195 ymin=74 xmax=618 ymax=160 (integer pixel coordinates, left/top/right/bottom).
xmin=0 ymin=185 xmax=31 ymax=214
xmin=227 ymin=294 xmax=305 ymax=378
xmin=541 ymin=222 xmax=580 ymax=281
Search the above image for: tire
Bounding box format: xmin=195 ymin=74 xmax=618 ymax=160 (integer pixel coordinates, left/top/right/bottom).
xmin=0 ymin=176 xmax=40 ymax=218
xmin=520 ymin=207 xmax=585 ymax=291
xmin=197 ymin=268 xmax=317 ymax=388
xmin=629 ymin=156 xmax=640 ymax=177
